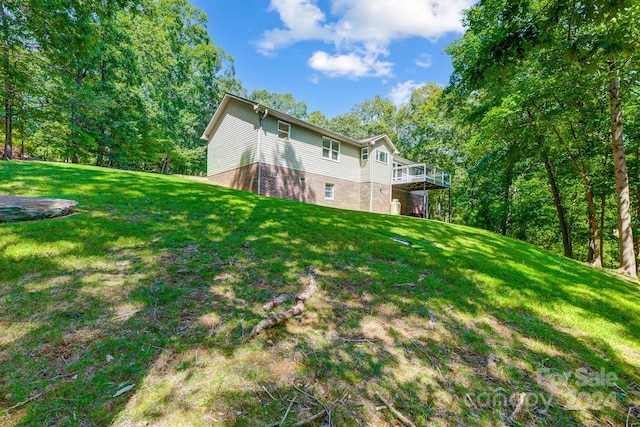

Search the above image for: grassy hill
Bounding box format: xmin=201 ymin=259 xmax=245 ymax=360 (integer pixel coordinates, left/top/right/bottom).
xmin=0 ymin=161 xmax=639 ymax=426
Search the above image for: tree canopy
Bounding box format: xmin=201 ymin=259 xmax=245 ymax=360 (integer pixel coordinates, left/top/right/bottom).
xmin=1 ymin=0 xmax=241 ymax=174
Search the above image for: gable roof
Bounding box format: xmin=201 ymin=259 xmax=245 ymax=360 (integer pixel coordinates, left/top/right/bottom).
xmin=359 ymin=134 xmax=397 ymax=153
xmin=201 ymin=93 xmax=398 ymax=154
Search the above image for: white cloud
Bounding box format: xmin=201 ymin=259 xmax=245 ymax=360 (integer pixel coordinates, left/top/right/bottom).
xmin=389 ymin=80 xmax=425 ymax=106
xmin=308 ymin=51 xmax=393 ymax=79
xmin=330 ymin=0 xmax=471 ymax=43
xmin=416 ymin=53 xmax=433 ymax=69
xmin=256 ymin=0 xmax=332 ymax=54
xmin=258 ymin=0 xmax=473 ymax=78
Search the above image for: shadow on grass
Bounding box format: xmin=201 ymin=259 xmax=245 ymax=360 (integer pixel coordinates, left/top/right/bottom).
xmin=0 ymin=161 xmax=638 ymax=426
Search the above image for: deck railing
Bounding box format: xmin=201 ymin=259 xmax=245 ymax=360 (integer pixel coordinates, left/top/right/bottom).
xmin=392 ymin=163 xmax=452 ymax=188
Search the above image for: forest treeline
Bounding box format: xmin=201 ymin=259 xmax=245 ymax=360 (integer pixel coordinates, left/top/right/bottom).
xmin=1 ymin=0 xmax=242 ymax=173
xmin=2 ymin=0 xmax=639 ymax=273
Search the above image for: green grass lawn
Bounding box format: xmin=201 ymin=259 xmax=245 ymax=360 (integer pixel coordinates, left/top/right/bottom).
xmin=1 ymin=161 xmax=639 ymax=426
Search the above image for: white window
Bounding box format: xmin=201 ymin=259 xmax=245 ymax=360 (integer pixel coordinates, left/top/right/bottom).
xmin=278 ymin=121 xmax=290 ymax=140
xmin=375 ymin=149 xmax=389 ymax=164
xmin=393 ymin=162 xmax=402 ymax=179
xmin=361 ymin=147 xmax=369 ymax=160
xmin=325 ymin=183 xmax=334 ymax=200
xmin=322 ymin=137 xmax=340 ymax=161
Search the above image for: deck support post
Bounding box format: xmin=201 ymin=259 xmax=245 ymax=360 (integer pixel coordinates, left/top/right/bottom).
xmin=422 ymin=180 xmax=428 ymax=219
xmin=448 ymin=188 xmax=451 ymax=223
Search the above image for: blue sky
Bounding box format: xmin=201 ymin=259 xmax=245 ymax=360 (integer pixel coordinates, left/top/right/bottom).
xmin=190 ymin=0 xmax=473 ymax=118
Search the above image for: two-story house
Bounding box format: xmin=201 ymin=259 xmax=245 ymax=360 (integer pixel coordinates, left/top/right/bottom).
xmin=201 ymin=93 xmax=451 ymax=217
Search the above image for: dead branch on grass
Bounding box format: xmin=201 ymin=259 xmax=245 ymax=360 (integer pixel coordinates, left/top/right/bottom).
xmin=509 ymin=392 xmax=526 ymax=422
xmin=8 ymin=392 xmax=44 ymax=410
xmin=262 ymin=294 xmax=293 ymax=310
xmin=250 ymin=266 xmax=317 ymax=338
xmin=292 ymin=409 xmax=327 ymax=426
xmin=394 ymin=282 xmax=416 ymax=288
xmin=375 ymin=391 xmax=417 ymax=427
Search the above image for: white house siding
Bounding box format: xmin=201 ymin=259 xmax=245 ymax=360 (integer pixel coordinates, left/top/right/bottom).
xmin=207 ymin=101 xmax=258 ymax=176
xmin=259 ymin=115 xmax=362 ymax=183
xmin=360 ymin=152 xmax=371 ymax=183
xmin=370 ymin=140 xmax=392 ymax=185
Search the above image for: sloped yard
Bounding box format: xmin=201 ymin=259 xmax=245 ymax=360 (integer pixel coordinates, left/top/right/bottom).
xmin=0 ymin=161 xmax=639 ymax=426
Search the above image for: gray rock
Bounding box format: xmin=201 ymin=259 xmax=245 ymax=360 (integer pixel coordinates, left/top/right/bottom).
xmin=0 ymin=196 xmax=78 ymax=222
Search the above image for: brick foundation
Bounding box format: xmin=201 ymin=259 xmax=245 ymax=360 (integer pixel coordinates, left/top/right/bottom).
xmin=210 ymin=163 xmax=394 ymax=213
xmin=259 ymin=164 xmax=363 ymax=210
xmin=208 ymin=164 xmax=258 ymax=193
xmin=370 ymin=183 xmax=391 ymax=214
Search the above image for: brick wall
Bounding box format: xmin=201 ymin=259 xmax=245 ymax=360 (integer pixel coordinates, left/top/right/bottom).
xmin=392 ymin=188 xmax=425 ymax=217
xmin=370 ymin=183 xmax=391 ymax=214
xmin=210 ymin=162 xmax=394 ymax=214
xmin=208 ymin=163 xmax=258 ymax=193
xmin=360 ymin=183 xmax=371 ymax=212
xmin=259 ymin=164 xmax=362 ymax=210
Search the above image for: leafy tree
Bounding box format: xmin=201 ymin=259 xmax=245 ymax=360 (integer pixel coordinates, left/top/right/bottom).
xmin=446 ymin=0 xmax=639 ymax=274
xmin=0 ymin=0 xmax=37 ymax=159
xmin=248 ymin=89 xmax=308 ymax=119
xmin=351 ymin=95 xmax=398 ymax=142
xmin=2 ymin=0 xmax=241 ymax=175
xmin=325 ymin=112 xmax=369 ymax=140
xmin=307 ymin=110 xmax=329 ymax=128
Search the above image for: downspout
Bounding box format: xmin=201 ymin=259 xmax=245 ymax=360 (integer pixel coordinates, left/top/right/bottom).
xmin=390 ymin=150 xmax=398 ymax=208
xmin=369 ymin=142 xmax=374 ymax=212
xmin=254 ymin=105 xmax=268 ymax=195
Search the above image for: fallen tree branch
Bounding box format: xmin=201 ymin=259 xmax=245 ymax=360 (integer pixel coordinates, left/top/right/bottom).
xmin=250 ymin=266 xmax=317 ymax=338
xmin=280 ymin=397 xmax=296 ymax=426
xmin=509 ymin=392 xmax=526 ymax=422
xmin=8 ymin=392 xmax=43 ymax=410
xmin=375 ymin=391 xmax=416 ymax=427
xmin=294 ymin=384 xmax=333 ymax=427
xmin=263 ymin=293 xmax=293 ymax=311
xmin=394 ymin=282 xmax=416 ymax=288
xmin=293 ymin=409 xmax=326 ymax=426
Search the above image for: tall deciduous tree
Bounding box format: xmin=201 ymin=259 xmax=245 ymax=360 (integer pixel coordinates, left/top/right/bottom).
xmin=0 ymin=0 xmax=34 ymax=159
xmin=248 ymin=89 xmax=308 ymax=119
xmin=555 ymin=0 xmax=640 ymax=276
xmin=2 ymin=0 xmax=241 ymax=174
xmin=446 ymin=0 xmax=639 ymax=275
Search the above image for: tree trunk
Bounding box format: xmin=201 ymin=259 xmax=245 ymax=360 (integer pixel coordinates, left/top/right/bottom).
xmin=542 ymin=153 xmax=572 ymax=258
xmin=3 ymin=83 xmax=12 ymax=160
xmin=499 ymin=163 xmax=514 ymax=236
xmin=586 ymin=185 xmax=602 ymax=267
xmin=609 ymin=65 xmax=636 ymax=277
xmin=636 ymin=187 xmax=640 ymax=269
xmin=600 ymin=189 xmax=606 ymax=267
xmin=20 ymin=118 xmax=25 ymax=158
xmin=71 ymin=67 xmax=84 ymax=164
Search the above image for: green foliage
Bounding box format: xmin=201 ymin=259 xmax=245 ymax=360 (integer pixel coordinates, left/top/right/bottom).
xmin=1 ymin=0 xmax=241 ymax=174
xmin=248 ymin=89 xmax=308 ymax=119
xmin=444 ymin=0 xmax=640 ymax=267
